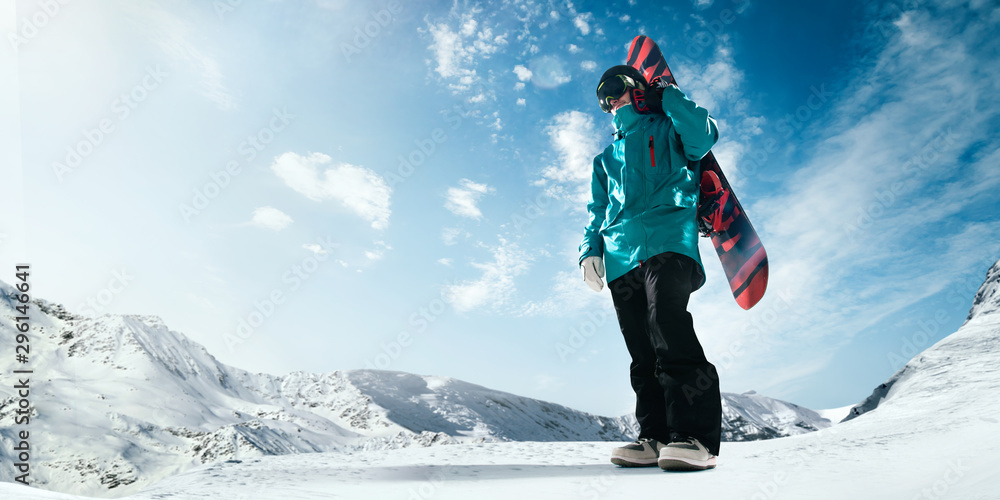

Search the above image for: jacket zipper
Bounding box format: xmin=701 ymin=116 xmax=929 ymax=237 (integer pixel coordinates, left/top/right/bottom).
xmin=648 ymin=136 xmax=656 ymax=168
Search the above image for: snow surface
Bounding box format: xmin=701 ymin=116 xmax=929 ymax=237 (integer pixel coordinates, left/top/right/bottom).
xmin=0 ymin=258 xmax=992 ymax=498
xmin=3 ymin=259 xmax=1000 ymax=499
xmin=0 ymin=280 xmax=832 ymax=498
xmin=814 ymin=404 xmax=853 ymax=425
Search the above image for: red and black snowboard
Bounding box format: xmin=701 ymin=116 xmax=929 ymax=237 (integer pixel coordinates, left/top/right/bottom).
xmin=627 ymin=35 xmax=768 ymax=310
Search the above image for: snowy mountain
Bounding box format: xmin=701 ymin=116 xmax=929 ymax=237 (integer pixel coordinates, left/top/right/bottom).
xmin=967 ymin=259 xmax=1000 ymax=321
xmin=0 ymin=281 xmax=829 ymax=498
xmin=845 ymin=260 xmax=1000 ymax=423
xmin=3 ymin=258 xmax=999 ymax=500
xmin=614 ymin=391 xmax=832 ymax=443
xmin=720 ymin=391 xmax=829 ymax=440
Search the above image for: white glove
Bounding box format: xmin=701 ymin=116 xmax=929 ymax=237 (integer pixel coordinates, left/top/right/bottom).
xmin=581 ymin=256 xmax=605 ymax=292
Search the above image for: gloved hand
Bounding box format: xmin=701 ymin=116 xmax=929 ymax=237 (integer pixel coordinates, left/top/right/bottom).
xmin=651 ymin=77 xmax=676 ymax=93
xmin=581 ymin=256 xmax=605 ymax=292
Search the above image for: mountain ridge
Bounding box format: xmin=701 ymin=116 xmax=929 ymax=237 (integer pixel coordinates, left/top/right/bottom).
xmin=0 ymin=281 xmax=832 ymax=497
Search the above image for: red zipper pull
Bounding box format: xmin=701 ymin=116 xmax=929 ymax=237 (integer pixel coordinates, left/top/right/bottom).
xmin=648 ymin=136 xmax=656 ymax=167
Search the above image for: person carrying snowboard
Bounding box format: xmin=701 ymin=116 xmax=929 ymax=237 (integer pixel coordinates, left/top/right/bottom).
xmin=579 ymin=65 xmax=722 ymax=471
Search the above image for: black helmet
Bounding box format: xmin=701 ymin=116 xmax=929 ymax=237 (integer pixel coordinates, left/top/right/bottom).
xmin=596 ymin=65 xmax=650 ymax=114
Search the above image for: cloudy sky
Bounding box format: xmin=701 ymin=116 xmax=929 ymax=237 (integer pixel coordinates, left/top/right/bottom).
xmin=2 ymin=0 xmax=999 ymax=417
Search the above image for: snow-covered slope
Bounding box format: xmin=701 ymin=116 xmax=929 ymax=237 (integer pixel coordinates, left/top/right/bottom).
xmin=845 ymin=259 xmax=1000 ymax=422
xmin=0 ymin=258 xmax=991 ymax=500
xmin=0 ymin=281 xmax=828 ymax=498
xmin=2 ymin=258 xmax=1000 ymax=499
xmin=721 ymin=391 xmax=830 ymax=440
xmin=0 ymin=292 xmax=635 ymax=496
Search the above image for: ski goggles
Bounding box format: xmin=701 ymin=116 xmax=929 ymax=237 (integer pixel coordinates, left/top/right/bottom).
xmin=597 ymin=74 xmax=639 ymax=113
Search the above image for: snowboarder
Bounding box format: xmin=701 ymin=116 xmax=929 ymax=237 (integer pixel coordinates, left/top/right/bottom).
xmin=579 ymin=65 xmax=722 ymax=471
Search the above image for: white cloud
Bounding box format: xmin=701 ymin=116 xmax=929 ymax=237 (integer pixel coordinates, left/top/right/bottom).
xmin=365 ymin=240 xmax=392 ymax=261
xmin=680 ymin=51 xmax=745 ymax=116
xmin=271 ymin=152 xmax=392 ymax=230
xmin=122 ymin=3 xmax=237 ymax=110
xmin=442 ymin=227 xmax=463 ymax=246
xmin=428 ymin=23 xmax=475 ymax=81
xmin=444 ymin=239 xmax=533 ymax=313
xmin=425 ymin=10 xmax=508 ymax=93
xmin=581 ymin=60 xmax=597 ymax=71
xmin=460 ymin=18 xmax=478 ymax=37
xmin=573 ymin=13 xmax=593 ymax=35
xmin=520 ymin=268 xmax=610 ymax=317
xmin=516 ymin=98 xmax=526 ymax=106
xmin=528 ymin=55 xmax=572 ymax=89
xmin=513 ymin=64 xmax=533 ymax=81
xmin=567 ymin=44 xmax=582 ymax=54
xmin=619 ymin=14 xmax=631 ymax=22
xmin=445 ymin=179 xmax=495 ymax=219
xmin=694 ymin=0 xmax=714 ymax=8
xmin=438 ymin=258 xmax=453 ymax=267
xmin=249 ymin=206 xmax=292 ymax=231
xmin=514 ymin=82 xmax=526 ymax=91
xmin=537 ymin=111 xmax=604 ymax=202
xmin=302 ymin=243 xmax=328 ymax=255
xmin=689 ymin=0 xmax=1000 ymax=396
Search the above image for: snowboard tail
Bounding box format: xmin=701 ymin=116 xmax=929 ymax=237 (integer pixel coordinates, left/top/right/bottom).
xmin=627 ymin=35 xmax=768 ymax=310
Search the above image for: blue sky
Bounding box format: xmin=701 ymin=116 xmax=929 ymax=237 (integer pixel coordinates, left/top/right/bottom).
xmin=2 ymin=0 xmax=999 ymax=417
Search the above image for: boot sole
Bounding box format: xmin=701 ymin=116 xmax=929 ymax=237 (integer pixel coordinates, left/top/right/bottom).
xmin=657 ymin=456 xmax=717 ymax=471
xmin=611 ymin=456 xmax=659 ymax=467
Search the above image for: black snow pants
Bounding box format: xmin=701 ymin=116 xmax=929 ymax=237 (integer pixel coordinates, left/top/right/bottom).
xmin=608 ymin=251 xmax=722 ymax=456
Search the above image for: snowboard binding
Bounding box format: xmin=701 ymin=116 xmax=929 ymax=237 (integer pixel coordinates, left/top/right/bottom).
xmin=698 ymin=170 xmax=735 ymax=236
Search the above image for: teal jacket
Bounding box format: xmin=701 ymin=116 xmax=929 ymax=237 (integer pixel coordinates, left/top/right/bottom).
xmin=579 ymin=86 xmax=719 ymax=288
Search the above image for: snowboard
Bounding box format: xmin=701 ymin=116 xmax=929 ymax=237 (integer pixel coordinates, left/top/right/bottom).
xmin=627 ymin=35 xmax=768 ymax=310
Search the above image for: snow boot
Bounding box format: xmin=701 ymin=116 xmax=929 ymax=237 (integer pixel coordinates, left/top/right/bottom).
xmin=657 ymin=436 xmax=717 ymax=471
xmin=610 ymin=438 xmax=666 ymax=467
